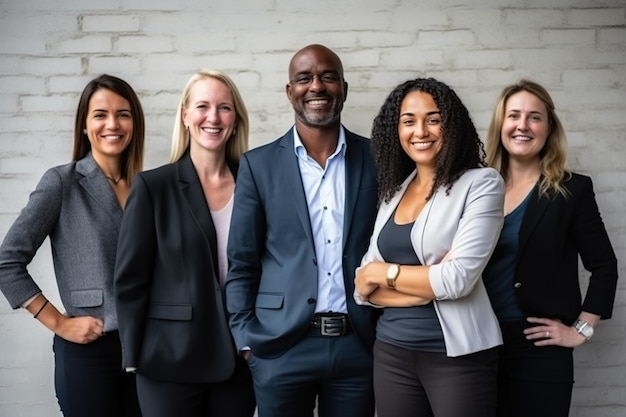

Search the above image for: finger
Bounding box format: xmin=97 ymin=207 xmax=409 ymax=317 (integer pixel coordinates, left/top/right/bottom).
xmin=523 ymin=325 xmax=545 ymax=335
xmin=526 ymin=317 xmax=550 ymax=325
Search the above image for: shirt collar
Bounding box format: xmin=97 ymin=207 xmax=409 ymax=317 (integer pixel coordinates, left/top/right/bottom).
xmin=293 ymin=125 xmax=347 ymax=160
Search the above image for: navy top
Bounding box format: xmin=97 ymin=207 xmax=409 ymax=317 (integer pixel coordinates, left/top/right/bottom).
xmin=376 ymin=210 xmax=445 ymax=352
xmin=483 ymin=190 xmax=531 ymax=322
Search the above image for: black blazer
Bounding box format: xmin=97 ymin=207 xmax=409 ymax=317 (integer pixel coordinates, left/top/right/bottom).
xmin=114 ymin=152 xmax=238 ymax=383
xmin=225 ymin=127 xmax=379 ymax=358
xmin=514 ymin=173 xmax=618 ymax=324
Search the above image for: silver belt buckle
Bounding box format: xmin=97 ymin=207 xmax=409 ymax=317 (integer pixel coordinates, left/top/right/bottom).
xmin=320 ymin=316 xmax=346 ymax=336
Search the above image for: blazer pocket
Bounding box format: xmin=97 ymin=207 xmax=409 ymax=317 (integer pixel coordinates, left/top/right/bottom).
xmin=70 ymin=289 xmax=103 ymax=308
xmin=255 ymin=293 xmax=283 ymax=309
xmin=147 ymin=304 xmax=192 ymax=321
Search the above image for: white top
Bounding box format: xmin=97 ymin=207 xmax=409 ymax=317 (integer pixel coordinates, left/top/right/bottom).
xmin=211 ymin=194 xmax=234 ymax=288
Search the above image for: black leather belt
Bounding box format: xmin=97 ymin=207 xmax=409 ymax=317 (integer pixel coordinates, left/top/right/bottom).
xmin=310 ymin=313 xmax=350 ymax=336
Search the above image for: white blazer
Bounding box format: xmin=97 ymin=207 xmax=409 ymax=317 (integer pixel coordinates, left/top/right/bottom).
xmin=358 ymin=167 xmax=504 ymax=357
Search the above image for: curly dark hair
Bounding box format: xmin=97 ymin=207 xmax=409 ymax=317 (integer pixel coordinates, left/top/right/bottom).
xmin=371 ymin=78 xmax=486 ymax=203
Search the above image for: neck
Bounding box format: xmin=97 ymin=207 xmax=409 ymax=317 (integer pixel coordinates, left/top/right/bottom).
xmin=296 ymin=123 xmax=340 ymax=168
xmin=190 ymin=146 xmax=229 ymax=180
xmin=414 ymin=164 xmax=435 ymax=188
xmin=93 ymin=153 xmax=123 ymax=183
xmin=506 ymin=157 xmax=541 ymax=186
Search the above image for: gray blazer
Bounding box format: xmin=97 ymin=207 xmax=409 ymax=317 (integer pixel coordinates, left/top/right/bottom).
xmin=0 ymin=153 xmax=123 ymax=331
xmin=358 ymin=167 xmax=505 ymax=357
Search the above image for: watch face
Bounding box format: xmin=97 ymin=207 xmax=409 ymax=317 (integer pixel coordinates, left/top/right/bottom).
xmin=387 ymin=264 xmax=399 ymax=279
xmin=576 ymin=320 xmax=594 ymax=338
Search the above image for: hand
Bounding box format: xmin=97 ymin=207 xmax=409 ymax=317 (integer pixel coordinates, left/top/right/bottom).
xmin=524 ymin=317 xmax=587 ymax=348
xmin=55 ymin=316 xmax=105 ymax=344
xmin=354 ymin=262 xmax=386 ymax=298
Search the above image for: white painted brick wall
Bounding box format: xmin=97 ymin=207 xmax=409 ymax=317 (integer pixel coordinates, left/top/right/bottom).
xmin=0 ymin=1 xmax=624 ymax=416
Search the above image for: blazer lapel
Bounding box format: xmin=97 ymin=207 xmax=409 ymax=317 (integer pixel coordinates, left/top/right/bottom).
xmin=177 ymin=153 xmax=219 ymax=278
xmin=342 ymin=131 xmax=363 ymax=251
xmin=518 ymin=186 xmax=550 ymax=255
xmin=279 ymin=131 xmax=315 ymax=246
xmin=76 ymin=153 xmax=123 ymax=223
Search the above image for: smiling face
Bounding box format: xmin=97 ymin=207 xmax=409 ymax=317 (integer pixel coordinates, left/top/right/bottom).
xmin=286 ymin=45 xmax=347 ymax=129
xmin=183 ymin=77 xmax=236 ymax=155
xmin=397 ymin=90 xmax=443 ymax=168
xmin=84 ymin=88 xmax=133 ymax=162
xmin=501 ymin=90 xmax=550 ymax=162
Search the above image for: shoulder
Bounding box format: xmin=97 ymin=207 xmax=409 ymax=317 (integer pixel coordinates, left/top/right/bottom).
xmin=456 ymin=167 xmax=505 ymax=191
xmin=137 ymin=162 xmax=176 ymax=181
xmin=241 ymin=131 xmax=291 ymax=164
xmin=563 ymin=172 xmax=593 ymax=190
xmin=344 ymin=127 xmax=369 ymax=143
xmin=37 ymin=160 xmax=79 ymax=188
xmin=129 ymin=163 xmax=179 ymax=197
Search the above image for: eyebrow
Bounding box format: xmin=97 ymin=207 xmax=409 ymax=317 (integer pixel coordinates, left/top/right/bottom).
xmin=91 ymin=108 xmax=131 ymax=113
xmin=399 ymin=110 xmax=440 ymax=117
xmin=506 ymin=109 xmax=544 ymax=115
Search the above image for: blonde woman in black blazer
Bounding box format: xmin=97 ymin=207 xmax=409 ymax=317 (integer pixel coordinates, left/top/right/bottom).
xmin=483 ymin=80 xmax=618 ymax=417
xmin=0 ymin=75 xmax=144 ymax=417
xmin=114 ymin=70 xmax=255 ymax=417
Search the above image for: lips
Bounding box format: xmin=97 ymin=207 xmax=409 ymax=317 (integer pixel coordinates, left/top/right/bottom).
xmin=512 ymin=135 xmax=532 ymax=141
xmin=411 ymin=141 xmax=435 ymax=150
xmin=305 ymin=95 xmax=331 ymax=108
xmin=101 ymin=135 xmax=124 ymax=141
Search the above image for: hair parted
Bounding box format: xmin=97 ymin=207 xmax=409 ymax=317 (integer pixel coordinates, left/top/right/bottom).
xmin=485 ymin=79 xmax=570 ymax=198
xmin=371 ymin=77 xmax=486 ymax=203
xmin=73 ymin=74 xmax=145 ymax=185
xmin=170 ymin=69 xmax=249 ymax=164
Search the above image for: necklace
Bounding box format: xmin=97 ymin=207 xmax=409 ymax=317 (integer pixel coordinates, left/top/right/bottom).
xmin=104 ymin=175 xmax=122 ymax=185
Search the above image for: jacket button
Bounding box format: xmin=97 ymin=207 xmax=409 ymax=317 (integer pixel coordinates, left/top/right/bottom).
xmin=307 ymin=298 xmax=316 ymax=304
xmin=513 ymin=282 xmax=522 ymax=288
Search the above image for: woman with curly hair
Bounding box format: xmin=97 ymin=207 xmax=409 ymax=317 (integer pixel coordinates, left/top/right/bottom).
xmin=355 ymin=78 xmax=504 ymax=417
xmin=483 ymin=80 xmax=618 ymax=417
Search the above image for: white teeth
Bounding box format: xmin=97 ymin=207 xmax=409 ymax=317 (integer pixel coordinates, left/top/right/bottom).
xmin=412 ymin=141 xmax=433 ymax=150
xmin=308 ymin=100 xmax=328 ymax=105
xmin=103 ymin=135 xmax=122 ymax=140
xmin=202 ymin=128 xmax=220 ymax=133
xmin=512 ymin=136 xmax=531 ymax=141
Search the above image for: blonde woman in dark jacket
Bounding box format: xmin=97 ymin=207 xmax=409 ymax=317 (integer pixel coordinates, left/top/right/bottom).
xmin=483 ymin=80 xmax=618 ymax=417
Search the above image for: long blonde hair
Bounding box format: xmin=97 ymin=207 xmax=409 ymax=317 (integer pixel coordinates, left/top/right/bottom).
xmin=169 ymin=69 xmax=249 ymax=163
xmin=485 ymin=79 xmax=570 ymax=198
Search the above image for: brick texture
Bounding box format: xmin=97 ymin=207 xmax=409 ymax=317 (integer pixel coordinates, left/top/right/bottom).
xmin=0 ymin=1 xmax=625 ymax=416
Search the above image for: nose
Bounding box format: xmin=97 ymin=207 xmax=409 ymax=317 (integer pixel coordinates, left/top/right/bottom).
xmin=516 ymin=117 xmax=529 ymax=131
xmin=414 ymin=121 xmax=429 ymax=138
xmin=205 ymin=107 xmax=220 ymax=123
xmin=308 ymin=75 xmax=326 ymax=92
xmin=106 ymin=115 xmax=120 ymax=129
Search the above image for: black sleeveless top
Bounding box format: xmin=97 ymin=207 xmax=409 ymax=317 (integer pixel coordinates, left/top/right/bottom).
xmin=376 ymin=210 xmax=445 ymax=352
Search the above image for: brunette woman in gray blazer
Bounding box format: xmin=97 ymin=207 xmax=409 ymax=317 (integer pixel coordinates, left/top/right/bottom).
xmin=114 ymin=70 xmax=255 ymax=417
xmin=0 ymin=75 xmax=145 ymax=416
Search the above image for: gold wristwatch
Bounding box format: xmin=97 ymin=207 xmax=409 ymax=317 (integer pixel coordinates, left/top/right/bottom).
xmin=386 ymin=264 xmax=400 ymax=289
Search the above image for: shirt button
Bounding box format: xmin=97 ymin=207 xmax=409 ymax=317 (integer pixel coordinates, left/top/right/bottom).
xmin=513 ymin=282 xmax=522 ymax=289
xmin=307 ymin=298 xmax=316 ymax=304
